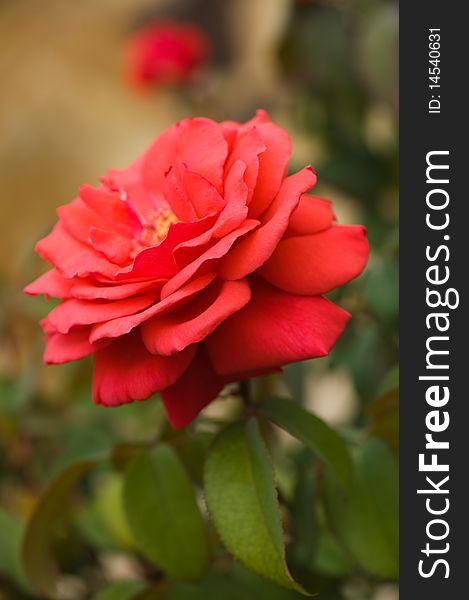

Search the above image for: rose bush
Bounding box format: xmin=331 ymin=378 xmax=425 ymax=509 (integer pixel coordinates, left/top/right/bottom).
xmin=124 ymin=21 xmax=210 ymax=90
xmin=25 ymin=111 xmax=368 ymax=427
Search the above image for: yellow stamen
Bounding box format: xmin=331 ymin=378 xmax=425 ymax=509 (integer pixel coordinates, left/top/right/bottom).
xmin=140 ymin=209 xmax=179 ymax=246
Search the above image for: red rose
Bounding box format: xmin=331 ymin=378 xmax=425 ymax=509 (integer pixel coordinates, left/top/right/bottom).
xmin=25 ymin=111 xmax=368 ymax=427
xmin=124 ymin=21 xmax=210 ymax=90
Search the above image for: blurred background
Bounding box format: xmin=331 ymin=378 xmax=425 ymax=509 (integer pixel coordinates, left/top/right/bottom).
xmin=0 ymin=0 xmax=398 ymax=598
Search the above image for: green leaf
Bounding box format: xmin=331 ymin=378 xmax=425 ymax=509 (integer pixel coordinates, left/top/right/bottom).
xmin=94 ymin=472 xmax=135 ymax=549
xmin=364 ymin=260 xmax=399 ymax=324
xmin=312 ymin=532 xmax=353 ymax=579
xmin=367 ymin=387 xmax=399 ymax=453
xmin=123 ymin=444 xmax=208 ymax=580
xmin=94 ymin=580 xmax=146 ymax=600
xmin=169 ymin=564 xmax=303 ymax=600
xmin=0 ymin=508 xmax=28 ymax=590
xmin=290 ymin=468 xmax=317 ymax=568
xmin=50 ymin=428 xmax=113 ymax=477
xmin=133 ymin=584 xmax=169 ymax=600
xmin=259 ymin=397 xmax=353 ymax=487
xmin=204 ymin=419 xmax=304 ymax=593
xmin=323 ymin=438 xmax=398 ymax=579
xmin=283 ymin=363 xmax=305 ymax=404
xmin=174 ymin=430 xmax=215 ymax=485
xmin=22 ymin=459 xmax=97 ymax=596
xmin=378 ymin=365 xmax=399 ymax=396
xmin=75 ymin=502 xmax=118 ymax=551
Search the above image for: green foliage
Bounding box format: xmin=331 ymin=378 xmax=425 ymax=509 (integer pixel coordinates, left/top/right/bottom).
xmin=169 ymin=564 xmax=304 ymax=600
xmin=0 ymin=508 xmax=28 ymax=590
xmin=123 ymin=445 xmax=209 ymax=580
xmin=260 ymin=397 xmax=353 ymax=487
xmin=367 ymin=386 xmax=399 ymax=453
xmin=94 ymin=580 xmax=146 ymax=600
xmin=21 ymin=459 xmax=98 ymax=596
xmin=289 ymin=465 xmax=317 ymax=569
xmin=283 ymin=363 xmax=306 ymax=405
xmin=204 ymin=419 xmax=304 ymax=593
xmin=323 ymin=438 xmax=399 ymax=579
xmin=312 ymin=531 xmax=353 ymax=579
xmin=93 ymin=472 xmax=135 ymax=549
xmin=50 ymin=428 xmax=114 ymax=477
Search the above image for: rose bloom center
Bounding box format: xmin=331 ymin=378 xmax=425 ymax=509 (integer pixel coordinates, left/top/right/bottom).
xmin=139 ymin=208 xmax=179 ymax=246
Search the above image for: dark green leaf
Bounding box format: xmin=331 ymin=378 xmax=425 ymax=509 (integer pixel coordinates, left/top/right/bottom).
xmin=364 ymin=260 xmax=399 ymax=323
xmin=377 ymin=365 xmax=399 ymax=396
xmin=94 ymin=580 xmax=145 ymax=600
xmin=133 ymin=583 xmax=169 ymax=600
xmin=0 ymin=508 xmax=28 ymax=590
xmin=204 ymin=419 xmax=304 ymax=593
xmin=123 ymin=444 xmax=208 ymax=580
xmin=283 ymin=363 xmax=305 ymax=404
xmin=94 ymin=472 xmax=135 ymax=549
xmin=22 ymin=459 xmax=97 ymax=596
xmin=260 ymin=397 xmax=352 ymax=487
xmin=174 ymin=430 xmax=214 ymax=485
xmin=323 ymin=438 xmax=398 ymax=579
xmin=169 ymin=564 xmax=303 ymax=600
xmin=50 ymin=428 xmax=113 ymax=477
xmin=74 ymin=503 xmax=118 ymax=551
xmin=312 ymin=532 xmax=353 ymax=579
xmin=290 ymin=468 xmax=317 ymax=568
xmin=367 ymin=387 xmax=399 ymax=452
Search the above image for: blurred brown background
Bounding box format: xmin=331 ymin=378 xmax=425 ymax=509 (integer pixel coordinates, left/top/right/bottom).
xmin=0 ymin=0 xmax=295 ymax=280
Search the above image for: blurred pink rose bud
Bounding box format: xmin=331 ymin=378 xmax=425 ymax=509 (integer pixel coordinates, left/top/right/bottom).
xmin=124 ymin=21 xmax=211 ymax=90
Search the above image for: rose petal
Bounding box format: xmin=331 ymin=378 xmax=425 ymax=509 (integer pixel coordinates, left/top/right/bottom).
xmin=243 ymin=108 xmax=271 ymax=127
xmin=247 ymin=120 xmax=292 ymax=218
xmin=36 ymin=223 xmax=119 ymax=279
xmin=92 ymin=329 xmax=195 ymax=407
xmin=89 ymin=228 xmax=134 ymax=264
xmin=72 ymin=279 xmax=162 ymax=301
xmin=163 ymin=165 xmax=198 ymax=222
xmin=206 ymin=278 xmax=350 ymax=375
xmin=285 ymin=195 xmax=335 ymax=237
xmin=47 ymin=292 xmax=160 ymax=334
xmin=172 ymin=161 xmax=250 ymax=267
xmin=258 ymin=225 xmax=369 ymax=296
xmin=212 ymin=159 xmax=249 ymax=237
xmin=24 ymin=269 xmax=74 ymax=298
xmin=89 ymin=273 xmax=216 ymax=343
xmin=161 ymin=219 xmax=259 ymax=299
xmin=141 ymin=118 xmax=228 ymax=202
xmin=224 ymin=126 xmax=265 ymax=204
xmin=41 ymin=317 xmax=58 ymax=334
xmin=58 ymin=197 xmax=136 ymax=248
xmin=107 ymin=155 xmax=153 ymax=218
xmin=221 ymin=110 xmax=291 ymax=219
xmin=24 ymin=268 xmax=162 ymax=301
xmin=163 ymin=164 xmax=225 ymax=236
xmin=219 ymin=121 xmax=239 ymax=151
xmin=218 ymin=167 xmax=316 ymax=280
xmin=44 ymin=327 xmax=110 ymax=364
xmin=116 ymin=213 xmax=217 ymax=281
xmin=79 ymin=184 xmax=142 ymax=236
xmin=57 ymin=198 xmax=106 ymax=245
xmin=142 ymin=278 xmax=250 ymax=356
xmin=160 ymin=346 xmax=225 ymax=428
